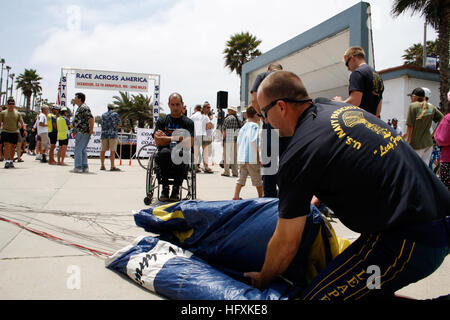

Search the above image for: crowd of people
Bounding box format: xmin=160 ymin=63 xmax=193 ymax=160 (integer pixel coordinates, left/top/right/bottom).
xmin=1 ymin=44 xmax=450 ymax=300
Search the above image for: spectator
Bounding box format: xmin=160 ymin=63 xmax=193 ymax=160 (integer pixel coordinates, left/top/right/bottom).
xmin=190 ymin=104 xmax=205 ymax=173
xmin=221 ymin=106 xmax=241 ymax=177
xmin=0 ymin=97 xmax=25 ymax=168
xmin=201 ymin=101 xmax=214 ymax=173
xmin=100 ymin=103 xmax=122 ymax=171
xmin=56 ymin=107 xmax=71 ymax=166
xmin=250 ymin=62 xmax=288 ymax=197
xmin=15 ymin=125 xmax=26 ymax=163
xmin=47 ymin=105 xmax=59 ymax=165
xmin=333 ymin=46 xmax=384 ymax=118
xmin=433 ymin=92 xmax=450 ymax=191
xmin=37 ymin=104 xmax=50 ymax=163
xmin=26 ymin=123 xmax=36 ymax=156
xmin=391 ymin=118 xmax=403 ymax=137
xmin=153 ymin=93 xmax=194 ymax=201
xmin=71 ymin=92 xmax=94 ymax=173
xmin=405 ymin=88 xmax=443 ymax=163
xmin=233 ymin=105 xmax=263 ymax=200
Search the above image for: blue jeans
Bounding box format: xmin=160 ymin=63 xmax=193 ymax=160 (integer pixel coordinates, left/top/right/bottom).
xmin=74 ymin=133 xmax=90 ymax=169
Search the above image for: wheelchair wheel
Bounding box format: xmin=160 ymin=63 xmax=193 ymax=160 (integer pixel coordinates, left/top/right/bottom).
xmin=144 ymin=152 xmax=158 ymax=205
xmin=138 ymin=143 xmax=158 ymax=170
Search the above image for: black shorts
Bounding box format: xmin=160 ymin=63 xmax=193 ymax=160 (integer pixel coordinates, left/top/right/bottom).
xmin=58 ymin=139 xmax=68 ymax=146
xmin=49 ymin=131 xmax=58 ymax=145
xmin=1 ymin=131 xmax=19 ymax=145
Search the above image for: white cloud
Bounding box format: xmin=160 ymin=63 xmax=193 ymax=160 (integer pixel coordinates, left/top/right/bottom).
xmin=30 ymin=0 xmax=437 ymax=116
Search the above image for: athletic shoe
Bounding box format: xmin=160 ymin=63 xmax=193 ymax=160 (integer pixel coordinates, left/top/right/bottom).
xmin=70 ymin=168 xmax=83 ymax=173
xmin=160 ymin=186 xmax=170 ymax=202
xmin=4 ymin=162 xmax=10 ymax=169
xmin=169 ymin=185 xmax=180 ymax=201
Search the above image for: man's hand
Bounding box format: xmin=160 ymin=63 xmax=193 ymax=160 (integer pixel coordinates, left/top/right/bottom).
xmin=244 ymin=272 xmax=268 ymax=290
xmin=333 ymin=96 xmax=343 ymax=102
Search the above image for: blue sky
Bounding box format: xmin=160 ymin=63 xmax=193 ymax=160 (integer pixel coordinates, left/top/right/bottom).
xmin=0 ymin=0 xmax=437 ymax=117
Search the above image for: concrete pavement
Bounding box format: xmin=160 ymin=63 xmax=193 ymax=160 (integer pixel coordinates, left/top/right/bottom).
xmin=0 ymin=152 xmax=448 ymax=300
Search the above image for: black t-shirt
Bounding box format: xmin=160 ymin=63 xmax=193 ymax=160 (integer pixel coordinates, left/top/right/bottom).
xmin=250 ymin=71 xmax=271 ymax=93
xmin=153 ymin=115 xmax=194 ymax=150
xmin=278 ymin=98 xmax=450 ymax=234
xmin=348 ymin=64 xmax=384 ymax=115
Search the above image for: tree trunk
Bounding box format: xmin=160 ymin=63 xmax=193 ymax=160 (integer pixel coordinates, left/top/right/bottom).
xmin=437 ymin=7 xmax=449 ymax=112
xmin=26 ymin=94 xmax=32 ymax=112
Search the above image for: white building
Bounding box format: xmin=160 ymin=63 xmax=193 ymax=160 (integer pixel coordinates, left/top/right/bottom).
xmin=379 ymin=65 xmax=440 ymax=128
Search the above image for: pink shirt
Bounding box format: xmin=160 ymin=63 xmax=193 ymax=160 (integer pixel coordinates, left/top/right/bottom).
xmin=434 ymin=113 xmax=450 ymax=162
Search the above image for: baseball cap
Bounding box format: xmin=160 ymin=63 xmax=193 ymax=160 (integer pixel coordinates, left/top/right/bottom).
xmin=407 ymin=87 xmax=425 ymax=98
xmin=52 ymin=105 xmax=60 ymax=110
xmin=422 ymin=87 xmax=431 ymax=100
xmin=392 ymin=118 xmax=398 ymax=122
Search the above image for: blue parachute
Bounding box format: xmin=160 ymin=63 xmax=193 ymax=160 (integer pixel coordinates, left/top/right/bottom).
xmin=106 ymin=198 xmax=346 ymax=300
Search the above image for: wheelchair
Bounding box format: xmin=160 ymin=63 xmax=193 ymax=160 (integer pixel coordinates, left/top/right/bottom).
xmin=143 ymin=144 xmax=196 ymax=205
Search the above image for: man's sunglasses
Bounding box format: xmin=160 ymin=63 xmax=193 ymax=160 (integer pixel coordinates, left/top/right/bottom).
xmin=345 ymin=55 xmax=353 ymax=67
xmin=260 ymin=98 xmax=312 ymax=120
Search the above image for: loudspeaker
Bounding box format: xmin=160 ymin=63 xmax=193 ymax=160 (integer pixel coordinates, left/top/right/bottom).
xmin=217 ymin=91 xmax=228 ymax=109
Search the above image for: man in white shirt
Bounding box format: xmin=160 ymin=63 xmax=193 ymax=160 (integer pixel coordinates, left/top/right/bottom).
xmin=190 ymin=104 xmax=208 ymax=172
xmin=37 ymin=105 xmax=50 ymax=163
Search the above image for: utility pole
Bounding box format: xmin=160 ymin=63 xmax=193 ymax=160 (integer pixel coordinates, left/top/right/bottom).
xmin=4 ymin=66 xmax=11 ymax=103
xmin=422 ymin=22 xmax=427 ymax=67
xmin=9 ymin=73 xmax=15 ymax=98
xmin=0 ymin=59 xmax=4 ymax=105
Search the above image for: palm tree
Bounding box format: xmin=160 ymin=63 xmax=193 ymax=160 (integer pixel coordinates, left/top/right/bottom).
xmin=392 ymin=0 xmax=449 ymax=112
xmin=132 ymin=93 xmax=154 ymax=128
xmin=112 ymin=92 xmax=154 ymax=131
xmin=402 ymin=40 xmax=439 ymax=66
xmin=15 ymin=69 xmax=42 ymax=112
xmin=113 ymin=91 xmax=136 ymax=132
xmin=223 ymin=32 xmax=262 ymax=79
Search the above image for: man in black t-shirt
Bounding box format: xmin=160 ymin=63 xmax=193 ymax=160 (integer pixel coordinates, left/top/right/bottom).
xmin=245 ymin=71 xmax=450 ymax=300
xmin=153 ymin=93 xmax=194 ymax=201
xmin=334 ymin=46 xmax=384 ymax=118
xmin=250 ymin=62 xmax=290 ymax=197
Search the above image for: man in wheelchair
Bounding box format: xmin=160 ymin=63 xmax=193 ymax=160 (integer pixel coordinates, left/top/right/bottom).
xmin=152 ymin=93 xmax=195 ymax=201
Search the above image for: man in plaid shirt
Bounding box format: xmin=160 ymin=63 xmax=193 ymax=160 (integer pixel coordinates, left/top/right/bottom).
xmin=221 ymin=106 xmax=241 ymax=177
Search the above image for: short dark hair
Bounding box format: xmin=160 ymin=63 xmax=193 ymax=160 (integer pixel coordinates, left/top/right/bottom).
xmin=168 ymin=92 xmax=183 ymax=103
xmin=75 ymin=92 xmax=86 ymax=103
xmin=268 ymin=63 xmax=283 ymax=71
xmin=246 ymin=105 xmax=257 ymax=118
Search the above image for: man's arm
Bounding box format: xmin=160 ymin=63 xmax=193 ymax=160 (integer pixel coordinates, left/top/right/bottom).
xmin=89 ymin=117 xmax=94 ymax=135
xmin=244 ymin=216 xmax=306 ymax=290
xmin=375 ymin=99 xmax=383 ymax=118
xmin=405 ymin=125 xmax=414 ymax=144
xmin=344 ymin=91 xmax=363 ymax=106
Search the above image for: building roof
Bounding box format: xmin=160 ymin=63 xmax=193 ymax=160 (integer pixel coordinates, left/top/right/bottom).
xmin=378 ymin=64 xmax=439 ymax=82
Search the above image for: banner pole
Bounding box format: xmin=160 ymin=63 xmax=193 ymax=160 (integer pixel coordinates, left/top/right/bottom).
xmin=119 ymin=129 xmax=123 ymax=166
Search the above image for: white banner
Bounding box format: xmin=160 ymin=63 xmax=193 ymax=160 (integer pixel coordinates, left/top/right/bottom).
xmin=136 ymin=128 xmax=157 ymax=158
xmin=74 ymin=69 xmax=150 ymax=92
xmin=65 ymin=127 xmax=110 ymax=156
